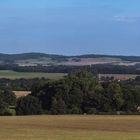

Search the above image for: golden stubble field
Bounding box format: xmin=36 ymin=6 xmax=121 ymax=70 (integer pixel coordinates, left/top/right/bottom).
xmin=0 ymin=115 xmax=140 ymax=140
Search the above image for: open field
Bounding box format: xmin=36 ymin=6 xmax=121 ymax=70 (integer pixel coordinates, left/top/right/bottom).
xmin=13 ymin=91 xmax=31 ymax=98
xmin=0 ymin=70 xmax=65 ymax=79
xmin=16 ymin=57 xmax=140 ymax=66
xmin=0 ymin=115 xmax=140 ymax=140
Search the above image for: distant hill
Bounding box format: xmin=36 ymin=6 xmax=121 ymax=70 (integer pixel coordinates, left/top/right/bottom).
xmin=0 ymin=53 xmax=139 ymax=67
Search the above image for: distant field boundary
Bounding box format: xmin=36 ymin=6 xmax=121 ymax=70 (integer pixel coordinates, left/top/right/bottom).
xmin=99 ymin=74 xmax=139 ymax=80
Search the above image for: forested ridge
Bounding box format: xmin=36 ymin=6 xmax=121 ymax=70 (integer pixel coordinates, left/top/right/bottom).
xmin=0 ymin=53 xmax=140 ymax=62
xmin=0 ymin=53 xmax=140 ymax=74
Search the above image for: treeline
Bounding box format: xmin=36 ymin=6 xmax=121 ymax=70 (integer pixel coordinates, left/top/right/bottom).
xmin=91 ymin=64 xmax=140 ymax=74
xmin=0 ymin=78 xmax=49 ymax=91
xmin=0 ymin=64 xmax=140 ymax=74
xmin=0 ymin=53 xmax=66 ymax=62
xmin=0 ymin=70 xmax=140 ymax=115
xmin=14 ymin=64 xmax=140 ymax=74
xmin=17 ymin=70 xmax=140 ymax=115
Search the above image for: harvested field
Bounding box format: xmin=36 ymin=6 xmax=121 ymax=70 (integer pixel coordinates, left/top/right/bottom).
xmin=13 ymin=91 xmax=31 ymax=98
xmin=0 ymin=115 xmax=140 ymax=140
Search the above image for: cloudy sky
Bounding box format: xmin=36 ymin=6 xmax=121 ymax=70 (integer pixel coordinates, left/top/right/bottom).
xmin=0 ymin=0 xmax=140 ymax=55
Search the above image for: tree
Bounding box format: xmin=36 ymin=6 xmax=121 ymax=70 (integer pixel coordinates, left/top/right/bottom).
xmin=122 ymin=86 xmax=136 ymax=112
xmin=67 ymin=70 xmax=98 ymax=93
xmin=1 ymin=90 xmax=16 ymax=106
xmin=51 ymin=97 xmax=66 ymax=114
xmin=82 ymin=85 xmax=106 ymax=113
xmin=0 ymin=98 xmax=8 ymax=115
xmin=0 ymin=90 xmax=16 ymax=115
xmin=16 ymin=96 xmax=42 ymax=115
xmin=107 ymin=82 xmax=124 ymax=111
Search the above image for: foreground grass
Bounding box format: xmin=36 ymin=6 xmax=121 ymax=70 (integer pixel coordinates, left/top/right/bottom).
xmin=0 ymin=115 xmax=140 ymax=140
xmin=0 ymin=70 xmax=65 ymax=79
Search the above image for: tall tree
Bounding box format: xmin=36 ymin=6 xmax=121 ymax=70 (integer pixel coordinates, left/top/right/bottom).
xmin=107 ymin=82 xmax=124 ymax=111
xmin=16 ymin=96 xmax=42 ymax=115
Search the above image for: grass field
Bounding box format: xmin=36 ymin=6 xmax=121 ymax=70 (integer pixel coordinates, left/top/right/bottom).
xmin=0 ymin=115 xmax=140 ymax=140
xmin=0 ymin=70 xmax=65 ymax=79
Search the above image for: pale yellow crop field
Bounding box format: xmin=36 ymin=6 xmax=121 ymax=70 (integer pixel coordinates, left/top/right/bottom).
xmin=0 ymin=115 xmax=140 ymax=140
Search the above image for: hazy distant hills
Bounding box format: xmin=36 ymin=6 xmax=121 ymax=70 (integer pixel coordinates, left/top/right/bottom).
xmin=0 ymin=53 xmax=140 ymax=67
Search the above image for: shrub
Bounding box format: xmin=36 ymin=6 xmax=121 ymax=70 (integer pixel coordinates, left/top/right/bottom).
xmin=69 ymin=107 xmax=82 ymax=114
xmin=3 ymin=108 xmax=16 ymax=116
xmin=85 ymin=107 xmax=97 ymax=114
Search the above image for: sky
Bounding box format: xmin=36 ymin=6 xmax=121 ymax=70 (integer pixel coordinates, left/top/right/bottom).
xmin=0 ymin=0 xmax=140 ymax=56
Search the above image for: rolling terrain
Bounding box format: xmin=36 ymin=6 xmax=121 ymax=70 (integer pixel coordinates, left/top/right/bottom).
xmin=0 ymin=53 xmax=140 ymax=66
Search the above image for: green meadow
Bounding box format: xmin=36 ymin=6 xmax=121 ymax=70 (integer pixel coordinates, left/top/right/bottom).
xmin=0 ymin=70 xmax=65 ymax=79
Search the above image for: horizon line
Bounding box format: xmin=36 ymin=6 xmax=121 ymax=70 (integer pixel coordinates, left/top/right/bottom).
xmin=0 ymin=52 xmax=139 ymax=57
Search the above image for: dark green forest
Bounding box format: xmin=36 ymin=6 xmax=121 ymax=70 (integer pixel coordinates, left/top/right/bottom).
xmin=0 ymin=70 xmax=140 ymax=115
xmin=0 ymin=64 xmax=140 ymax=74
